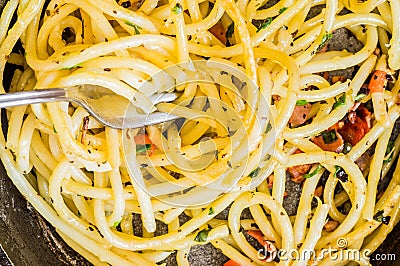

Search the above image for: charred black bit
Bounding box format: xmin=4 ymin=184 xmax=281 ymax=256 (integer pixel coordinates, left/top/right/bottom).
xmin=386 ymin=73 xmax=394 ymax=82
xmin=62 ymin=27 xmax=75 ymax=44
xmin=334 ymin=166 xmax=348 ymax=182
xmin=382 ymin=216 xmax=391 ymax=225
xmin=250 ymin=223 xmax=259 ymax=229
xmin=359 ymin=86 xmax=369 ymax=95
xmin=121 ymin=1 xmax=131 ymax=8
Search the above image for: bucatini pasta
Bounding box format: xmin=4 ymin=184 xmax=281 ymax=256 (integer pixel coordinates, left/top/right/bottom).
xmin=0 ymin=0 xmax=399 ymax=265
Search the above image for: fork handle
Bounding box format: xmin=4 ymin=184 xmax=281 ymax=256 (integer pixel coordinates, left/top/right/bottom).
xmin=0 ymin=89 xmax=67 ymax=108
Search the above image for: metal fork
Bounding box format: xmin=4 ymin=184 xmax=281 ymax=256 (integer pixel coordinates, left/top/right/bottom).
xmin=0 ymin=85 xmax=180 ymax=129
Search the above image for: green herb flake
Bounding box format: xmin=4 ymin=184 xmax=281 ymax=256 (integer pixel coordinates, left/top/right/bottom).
xmin=373 ymin=210 xmax=384 ymax=223
xmin=60 ymin=63 xmax=82 ymax=70
xmin=316 ymin=32 xmax=333 ymax=52
xmin=384 ymin=140 xmax=395 ymax=163
xmin=333 ymin=93 xmax=346 ymax=109
xmin=384 ymin=154 xmax=393 ymax=163
xmin=113 ymin=220 xmax=121 ymax=227
xmin=53 ymin=125 xmax=57 ymax=134
xmin=208 ymin=207 xmax=215 ymax=215
xmin=385 ymin=140 xmax=395 ymax=156
xmin=354 ymin=93 xmax=366 ymax=102
xmin=304 ymin=164 xmax=323 ymax=178
xmin=256 ymin=18 xmax=272 ymax=33
xmin=125 ymin=21 xmax=142 ymax=34
xmin=279 ymin=7 xmax=288 ymax=14
xmin=296 ymin=99 xmax=308 ymax=106
xmin=248 ymin=167 xmax=260 ymax=178
xmin=321 ymin=129 xmax=338 ymax=144
xmin=333 ymin=165 xmax=341 ymax=177
xmin=265 ymin=122 xmax=272 ymax=133
xmin=136 ymin=144 xmax=152 ymax=153
xmin=172 ymin=3 xmax=183 ymax=14
xmin=373 ymin=210 xmax=391 ymax=224
xmin=194 ymin=229 xmax=210 ymax=242
xmin=226 ymin=23 xmax=235 ymax=39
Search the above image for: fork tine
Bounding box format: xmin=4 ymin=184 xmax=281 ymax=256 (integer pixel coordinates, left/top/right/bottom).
xmin=124 ymin=92 xmax=180 ymax=128
xmin=149 ymin=92 xmax=181 ymax=105
xmin=122 ymin=112 xmax=179 ymax=128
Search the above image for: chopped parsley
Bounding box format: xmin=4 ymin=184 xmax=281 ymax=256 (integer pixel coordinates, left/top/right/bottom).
xmin=304 ymin=164 xmax=323 ymax=178
xmin=373 ymin=210 xmax=391 ymax=225
xmin=321 ymin=129 xmax=338 ymax=144
xmin=60 ymin=63 xmax=82 ymax=70
xmin=385 ymin=140 xmax=395 ymax=156
xmin=316 ymin=32 xmax=333 ymax=52
xmin=384 ymin=140 xmax=395 ymax=163
xmin=113 ymin=220 xmax=121 ymax=227
xmin=125 ymin=21 xmax=141 ymax=34
xmin=296 ymin=99 xmax=308 ymax=106
xmin=248 ymin=167 xmax=260 ymax=178
xmin=333 ymin=93 xmax=346 ymax=109
xmin=172 ymin=3 xmax=183 ymax=14
xmin=265 ymin=122 xmax=272 ymax=133
xmin=256 ymin=18 xmax=272 ymax=32
xmin=53 ymin=125 xmax=57 ymax=134
xmin=279 ymin=7 xmax=288 ymax=14
xmin=354 ymin=93 xmax=366 ymax=102
xmin=208 ymin=207 xmax=215 ymax=215
xmin=136 ymin=144 xmax=152 ymax=153
xmin=194 ymin=229 xmax=210 ymax=242
xmin=226 ymin=23 xmax=235 ymax=39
